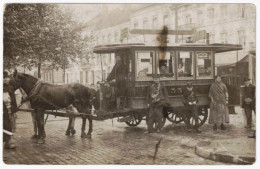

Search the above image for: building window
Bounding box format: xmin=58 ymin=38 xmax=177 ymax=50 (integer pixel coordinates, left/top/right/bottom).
xmin=207 ymin=8 xmax=214 ymax=23
xmin=220 ymin=32 xmax=228 ymax=44
xmin=102 ymin=35 xmax=105 ymax=44
xmin=85 ymin=71 xmax=88 ymax=84
xmin=80 ymin=71 xmax=83 ymax=83
xmin=238 ymin=4 xmax=246 ymax=18
xmin=209 ymin=33 xmax=215 ymax=43
xmin=197 ymin=11 xmax=203 ymax=26
xmin=107 ymin=34 xmax=111 ymax=43
xmin=221 ymin=5 xmax=228 ymax=19
xmin=134 ymin=21 xmax=138 ymax=28
xmin=185 ymin=15 xmax=192 ymax=24
xmin=238 ymin=30 xmax=245 ymax=46
xmin=152 ymin=17 xmax=158 ymax=29
xmin=114 ymin=32 xmax=118 ymax=42
xmin=91 ymin=71 xmax=95 ymax=85
xmin=163 ymin=15 xmax=169 ymax=27
xmin=143 ymin=19 xmax=148 ymax=29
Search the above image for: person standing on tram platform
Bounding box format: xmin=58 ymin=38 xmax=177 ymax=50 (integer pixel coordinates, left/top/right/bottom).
xmin=106 ymin=55 xmax=128 ymax=109
xmin=145 ymin=75 xmax=169 ymax=133
xmin=208 ymin=75 xmax=229 ymax=131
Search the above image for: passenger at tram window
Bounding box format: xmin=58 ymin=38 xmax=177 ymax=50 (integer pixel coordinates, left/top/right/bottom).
xmin=204 ymin=67 xmax=212 ymax=75
xmin=159 ymin=65 xmax=169 ymax=74
xmin=178 ymin=63 xmax=184 ymax=73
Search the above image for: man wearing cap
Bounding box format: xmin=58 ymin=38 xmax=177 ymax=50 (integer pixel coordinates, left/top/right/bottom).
xmin=146 ymin=75 xmax=169 ymax=133
xmin=241 ymin=78 xmax=255 ymax=131
xmin=107 ymin=55 xmax=128 ymax=109
xmin=182 ymin=83 xmax=201 ymax=132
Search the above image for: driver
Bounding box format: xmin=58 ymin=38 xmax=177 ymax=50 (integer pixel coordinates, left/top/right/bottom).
xmin=106 ymin=55 xmax=128 ymax=109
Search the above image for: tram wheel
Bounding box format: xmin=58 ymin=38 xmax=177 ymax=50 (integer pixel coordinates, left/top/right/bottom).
xmin=165 ymin=109 xmax=183 ymax=124
xmin=125 ymin=114 xmax=142 ymax=127
xmin=183 ymin=107 xmax=208 ymax=128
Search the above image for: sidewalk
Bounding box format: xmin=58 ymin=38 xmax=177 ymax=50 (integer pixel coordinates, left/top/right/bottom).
xmin=195 ymin=107 xmax=256 ymax=164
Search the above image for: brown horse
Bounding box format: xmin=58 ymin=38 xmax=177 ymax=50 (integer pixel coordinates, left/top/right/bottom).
xmin=10 ymin=71 xmax=94 ymax=144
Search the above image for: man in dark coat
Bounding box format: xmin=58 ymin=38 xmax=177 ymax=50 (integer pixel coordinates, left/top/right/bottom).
xmin=146 ymin=75 xmax=169 ymax=133
xmin=182 ymin=83 xmax=201 ymax=132
xmin=241 ymin=78 xmax=255 ymax=129
xmin=107 ymin=55 xmax=128 ymax=109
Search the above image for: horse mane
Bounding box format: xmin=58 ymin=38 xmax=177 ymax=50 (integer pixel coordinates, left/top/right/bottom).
xmin=18 ymin=73 xmax=38 ymax=81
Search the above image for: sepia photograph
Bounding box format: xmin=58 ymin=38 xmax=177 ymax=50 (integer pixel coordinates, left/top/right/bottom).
xmin=1 ymin=1 xmax=257 ymax=166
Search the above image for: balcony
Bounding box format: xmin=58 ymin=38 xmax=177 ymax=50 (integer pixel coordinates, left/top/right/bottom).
xmin=177 ymin=23 xmax=199 ymax=30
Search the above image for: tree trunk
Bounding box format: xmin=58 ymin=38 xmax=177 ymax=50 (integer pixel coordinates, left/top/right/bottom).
xmin=38 ymin=63 xmax=41 ymax=79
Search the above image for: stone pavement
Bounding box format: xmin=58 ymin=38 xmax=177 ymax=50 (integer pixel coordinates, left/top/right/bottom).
xmin=2 ymin=106 xmax=256 ymax=165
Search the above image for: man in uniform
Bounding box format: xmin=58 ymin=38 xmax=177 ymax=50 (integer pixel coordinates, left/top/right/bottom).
xmin=182 ymin=82 xmax=201 ymax=132
xmin=146 ymin=75 xmax=169 ymax=133
xmin=106 ymin=55 xmax=128 ymax=109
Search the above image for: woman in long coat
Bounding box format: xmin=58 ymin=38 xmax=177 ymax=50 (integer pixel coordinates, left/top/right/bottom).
xmin=209 ymin=75 xmax=229 ymax=130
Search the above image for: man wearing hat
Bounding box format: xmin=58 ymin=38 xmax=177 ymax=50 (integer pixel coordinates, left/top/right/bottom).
xmin=182 ymin=82 xmax=201 ymax=132
xmin=241 ymin=78 xmax=255 ymax=131
xmin=146 ymin=75 xmax=169 ymax=133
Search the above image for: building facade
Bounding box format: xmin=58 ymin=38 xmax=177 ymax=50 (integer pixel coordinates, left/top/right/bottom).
xmin=41 ymin=4 xmax=256 ymax=85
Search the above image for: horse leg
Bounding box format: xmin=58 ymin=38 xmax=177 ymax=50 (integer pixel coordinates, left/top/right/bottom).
xmin=86 ymin=116 xmax=92 ymax=138
xmin=65 ymin=117 xmax=72 ymax=136
xmin=81 ymin=117 xmax=87 ymax=138
xmin=31 ymin=111 xmax=38 ymax=139
xmin=36 ymin=110 xmax=45 ymax=144
xmin=70 ymin=117 xmax=76 ymax=135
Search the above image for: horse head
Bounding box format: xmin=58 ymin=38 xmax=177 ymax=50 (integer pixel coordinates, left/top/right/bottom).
xmin=10 ymin=70 xmax=38 ymax=94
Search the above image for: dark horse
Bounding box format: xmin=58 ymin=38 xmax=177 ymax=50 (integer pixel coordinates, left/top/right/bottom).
xmin=10 ymin=71 xmax=95 ymax=144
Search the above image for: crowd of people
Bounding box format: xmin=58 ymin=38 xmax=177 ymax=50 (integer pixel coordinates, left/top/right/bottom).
xmin=144 ymin=74 xmax=256 ymax=137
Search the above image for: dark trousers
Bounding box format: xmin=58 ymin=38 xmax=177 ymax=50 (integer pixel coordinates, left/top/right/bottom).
xmin=245 ymin=104 xmax=255 ymax=126
xmin=147 ymin=105 xmax=163 ymax=132
xmin=185 ymin=105 xmax=199 ymax=129
xmin=3 ymin=104 xmax=12 ymax=142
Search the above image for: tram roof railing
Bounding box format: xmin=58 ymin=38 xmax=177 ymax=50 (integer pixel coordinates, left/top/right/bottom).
xmin=93 ymin=43 xmax=242 ymax=54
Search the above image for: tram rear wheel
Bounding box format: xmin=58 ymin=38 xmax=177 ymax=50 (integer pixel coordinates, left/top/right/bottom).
xmin=183 ymin=107 xmax=208 ymax=128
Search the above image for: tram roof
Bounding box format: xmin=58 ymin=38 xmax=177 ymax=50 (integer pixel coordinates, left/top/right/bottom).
xmin=93 ymin=43 xmax=242 ymax=54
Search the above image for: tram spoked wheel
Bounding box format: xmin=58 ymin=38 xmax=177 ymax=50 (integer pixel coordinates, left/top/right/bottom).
xmin=183 ymin=107 xmax=208 ymax=128
xmin=166 ymin=111 xmax=183 ymax=124
xmin=125 ymin=115 xmax=142 ymax=127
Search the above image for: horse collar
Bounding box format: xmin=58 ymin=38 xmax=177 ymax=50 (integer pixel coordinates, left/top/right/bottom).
xmin=28 ymin=80 xmax=43 ymax=96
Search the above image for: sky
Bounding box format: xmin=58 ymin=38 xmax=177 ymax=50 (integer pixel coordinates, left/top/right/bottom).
xmin=60 ymin=4 xmax=129 ymax=23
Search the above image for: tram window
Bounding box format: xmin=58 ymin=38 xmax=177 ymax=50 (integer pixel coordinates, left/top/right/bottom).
xmin=158 ymin=52 xmax=174 ymax=77
xmin=136 ymin=51 xmax=153 ymax=78
xmin=196 ymin=52 xmax=213 ymax=78
xmin=177 ymin=51 xmax=194 ymax=78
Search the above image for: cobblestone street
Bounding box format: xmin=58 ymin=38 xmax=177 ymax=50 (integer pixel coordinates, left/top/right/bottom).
xmin=3 ymin=107 xmax=255 ymax=165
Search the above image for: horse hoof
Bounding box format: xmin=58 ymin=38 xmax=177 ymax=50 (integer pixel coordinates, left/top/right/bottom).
xmin=86 ymin=134 xmax=92 ymax=138
xmin=37 ymin=138 xmax=45 ymax=144
xmin=81 ymin=133 xmax=87 ymax=138
xmin=65 ymin=131 xmax=70 ymax=136
xmin=71 ymin=129 xmax=76 ymax=135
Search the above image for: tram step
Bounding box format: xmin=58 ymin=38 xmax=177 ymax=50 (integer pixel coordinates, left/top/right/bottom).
xmin=118 ymin=116 xmax=134 ymax=122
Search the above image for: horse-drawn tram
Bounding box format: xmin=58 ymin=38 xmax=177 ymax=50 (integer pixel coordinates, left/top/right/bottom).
xmin=18 ymin=42 xmax=242 ymax=138
xmin=92 ymin=43 xmax=242 ymax=128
